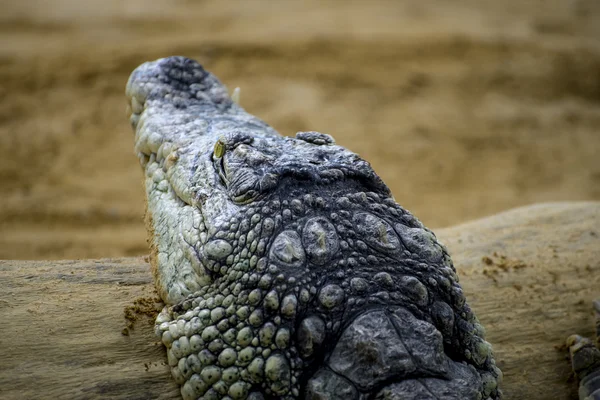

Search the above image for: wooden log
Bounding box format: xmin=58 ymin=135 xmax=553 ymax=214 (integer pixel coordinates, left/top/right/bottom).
xmin=0 ymin=202 xmax=598 ymax=400
xmin=0 ymin=257 xmax=179 ymax=400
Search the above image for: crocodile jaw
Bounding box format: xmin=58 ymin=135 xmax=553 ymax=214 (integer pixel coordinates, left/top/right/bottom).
xmin=126 ymin=57 xmax=243 ymax=304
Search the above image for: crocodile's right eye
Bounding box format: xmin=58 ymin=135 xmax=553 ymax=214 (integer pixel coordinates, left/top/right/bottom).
xmin=213 ymin=139 xmax=226 ymax=158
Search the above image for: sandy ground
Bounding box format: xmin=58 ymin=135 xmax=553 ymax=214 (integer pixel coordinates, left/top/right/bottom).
xmin=1 ymin=0 xmax=599 ymax=260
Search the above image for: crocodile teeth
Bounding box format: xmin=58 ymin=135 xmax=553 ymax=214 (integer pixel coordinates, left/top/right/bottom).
xmin=131 ymin=95 xmax=144 ymax=114
xmin=231 ymin=87 xmax=241 ymax=105
xmin=130 ymin=113 xmax=140 ymax=129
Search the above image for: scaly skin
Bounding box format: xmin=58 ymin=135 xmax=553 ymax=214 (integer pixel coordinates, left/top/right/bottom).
xmin=567 ymin=300 xmax=600 ymax=400
xmin=126 ymin=57 xmax=502 ymax=400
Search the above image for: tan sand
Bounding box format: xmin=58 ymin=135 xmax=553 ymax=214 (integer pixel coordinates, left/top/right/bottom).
xmin=1 ymin=0 xmax=599 ymax=259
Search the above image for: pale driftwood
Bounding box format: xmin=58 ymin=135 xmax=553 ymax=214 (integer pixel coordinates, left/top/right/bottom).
xmin=0 ymin=202 xmax=598 ymax=400
xmin=438 ymin=201 xmax=599 ymax=400
xmin=0 ymin=256 xmax=179 ymax=400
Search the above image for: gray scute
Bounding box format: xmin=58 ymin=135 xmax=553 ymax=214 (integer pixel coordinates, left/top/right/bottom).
xmin=328 ymin=309 xmax=448 ymax=391
xmin=270 ymin=230 xmax=306 ymax=267
xmin=395 ymin=224 xmax=443 ymax=262
xmin=296 ymin=315 xmax=326 ymax=358
xmin=302 ymin=217 xmax=339 ymax=265
xmin=353 ymin=212 xmax=401 ymax=252
xmin=397 ymin=276 xmax=429 ymax=306
xmin=375 ymin=362 xmax=482 ymax=400
xmin=327 ymin=310 xmax=416 ymax=390
xmin=389 ymin=308 xmax=447 ymax=375
xmin=305 ymin=369 xmax=359 ymax=400
xmin=295 ymin=131 xmax=335 ymax=145
xmin=205 ymin=239 xmax=233 ymax=260
xmin=318 ymin=284 xmax=345 ymax=309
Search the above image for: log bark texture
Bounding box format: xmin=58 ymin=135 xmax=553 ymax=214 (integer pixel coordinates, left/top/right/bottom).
xmin=1 ymin=202 xmax=598 ymax=400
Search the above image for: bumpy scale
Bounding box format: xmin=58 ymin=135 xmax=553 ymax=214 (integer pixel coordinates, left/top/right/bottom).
xmin=566 ymin=300 xmax=600 ymax=400
xmin=126 ymin=57 xmax=503 ymax=400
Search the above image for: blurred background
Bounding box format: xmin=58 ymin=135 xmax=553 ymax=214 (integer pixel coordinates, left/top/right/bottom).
xmin=0 ymin=0 xmax=599 ymax=260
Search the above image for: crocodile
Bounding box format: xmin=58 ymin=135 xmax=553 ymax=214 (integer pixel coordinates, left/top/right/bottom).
xmin=125 ymin=56 xmax=504 ymax=400
xmin=567 ymin=300 xmax=600 ymax=400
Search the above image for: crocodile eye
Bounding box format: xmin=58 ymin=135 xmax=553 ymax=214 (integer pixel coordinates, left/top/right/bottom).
xmin=213 ymin=139 xmax=226 ymax=158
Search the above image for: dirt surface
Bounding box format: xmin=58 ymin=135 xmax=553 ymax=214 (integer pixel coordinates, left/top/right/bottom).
xmin=1 ymin=0 xmax=599 ymax=260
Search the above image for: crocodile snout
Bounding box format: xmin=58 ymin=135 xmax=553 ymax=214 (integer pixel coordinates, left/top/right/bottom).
xmin=125 ymin=56 xmax=233 ymax=129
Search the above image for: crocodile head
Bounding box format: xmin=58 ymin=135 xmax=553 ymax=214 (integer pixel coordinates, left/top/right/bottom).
xmin=125 ymin=56 xmax=394 ymax=305
xmin=126 ymin=57 xmax=501 ymax=400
